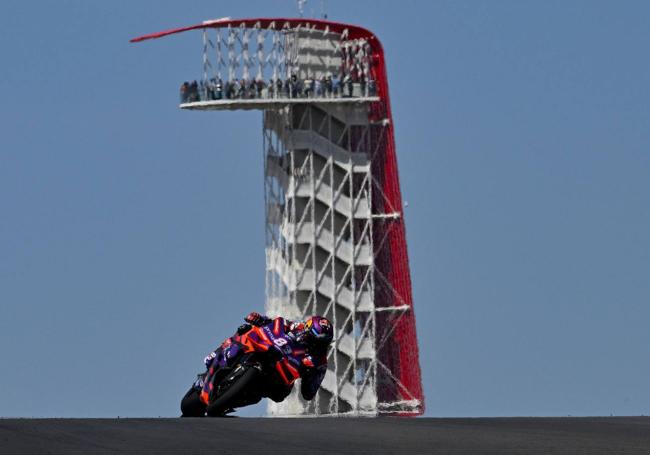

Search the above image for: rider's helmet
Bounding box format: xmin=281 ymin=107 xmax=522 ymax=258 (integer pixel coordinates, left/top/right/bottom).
xmin=298 ymin=316 xmax=334 ymax=353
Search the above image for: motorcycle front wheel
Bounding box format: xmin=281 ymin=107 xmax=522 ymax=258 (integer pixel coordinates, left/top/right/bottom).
xmin=206 ymin=366 xmax=260 ymax=417
xmin=180 ymin=387 xmax=207 ymax=417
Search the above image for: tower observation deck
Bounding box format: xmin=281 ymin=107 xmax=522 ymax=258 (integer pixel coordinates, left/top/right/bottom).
xmin=132 ymin=17 xmax=423 ymax=416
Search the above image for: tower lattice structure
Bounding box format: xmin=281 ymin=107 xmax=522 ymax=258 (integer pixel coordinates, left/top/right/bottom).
xmin=132 ymin=17 xmax=424 ymax=416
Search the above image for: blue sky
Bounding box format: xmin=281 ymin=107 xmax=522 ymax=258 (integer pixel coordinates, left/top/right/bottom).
xmin=1 ymin=1 xmax=649 ymax=417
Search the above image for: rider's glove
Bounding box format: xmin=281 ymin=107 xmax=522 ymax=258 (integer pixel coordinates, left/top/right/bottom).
xmin=245 ymin=312 xmax=268 ymax=326
xmin=237 ymin=323 xmax=251 ymax=335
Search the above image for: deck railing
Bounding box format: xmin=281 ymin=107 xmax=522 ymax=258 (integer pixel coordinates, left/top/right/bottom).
xmin=180 ymin=78 xmax=377 ymax=104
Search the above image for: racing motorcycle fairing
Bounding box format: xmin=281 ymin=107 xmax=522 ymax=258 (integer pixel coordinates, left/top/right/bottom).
xmin=198 ymin=318 xmax=307 ymax=407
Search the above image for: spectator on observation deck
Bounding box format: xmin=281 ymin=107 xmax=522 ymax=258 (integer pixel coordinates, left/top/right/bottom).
xmin=331 ymin=75 xmax=340 ymax=97
xmin=303 ymin=78 xmax=313 ymax=98
xmin=237 ymin=79 xmax=246 ymax=99
xmin=226 ymin=81 xmax=235 ymax=99
xmin=343 ymin=74 xmax=353 ymax=97
xmin=267 ymin=79 xmax=275 ymax=98
xmin=198 ymin=80 xmax=205 ymax=101
xmin=215 ymin=78 xmax=223 ymax=100
xmin=256 ymin=79 xmax=266 ymax=98
xmin=315 ymin=77 xmax=323 ymax=97
xmin=189 ymin=80 xmax=199 ymax=102
xmin=277 ymin=78 xmax=284 ymax=98
xmin=324 ymin=75 xmax=333 ymax=97
xmin=180 ymin=81 xmax=189 ymax=103
xmin=359 ymin=74 xmax=367 ymax=97
xmin=368 ymin=79 xmax=376 ymax=96
xmin=206 ymin=78 xmax=214 ymax=100
xmin=321 ymin=76 xmax=328 ymax=96
xmin=289 ymin=74 xmax=299 ymax=98
xmin=248 ymin=79 xmax=257 ymax=99
xmin=285 ymin=77 xmax=292 ymax=98
xmin=209 ymin=79 xmax=218 ymax=100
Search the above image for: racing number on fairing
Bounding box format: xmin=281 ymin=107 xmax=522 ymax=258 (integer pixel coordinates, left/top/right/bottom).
xmin=273 ymin=337 xmax=292 ymax=354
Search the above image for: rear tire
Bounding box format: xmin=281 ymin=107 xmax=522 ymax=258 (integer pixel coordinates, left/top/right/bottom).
xmin=180 ymin=387 xmax=206 ymax=417
xmin=206 ymin=366 xmax=260 ymax=417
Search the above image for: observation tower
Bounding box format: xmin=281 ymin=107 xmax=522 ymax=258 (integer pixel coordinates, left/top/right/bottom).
xmin=132 ymin=17 xmax=423 ymax=416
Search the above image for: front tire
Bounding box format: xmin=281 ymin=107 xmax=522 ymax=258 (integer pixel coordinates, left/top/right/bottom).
xmin=206 ymin=366 xmax=260 ymax=417
xmin=180 ymin=387 xmax=206 ymax=417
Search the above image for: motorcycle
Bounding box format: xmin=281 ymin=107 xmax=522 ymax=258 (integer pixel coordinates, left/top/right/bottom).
xmin=180 ymin=319 xmax=305 ymax=417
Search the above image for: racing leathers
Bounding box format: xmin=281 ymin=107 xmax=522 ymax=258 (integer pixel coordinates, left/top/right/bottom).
xmin=202 ymin=312 xmax=328 ymax=403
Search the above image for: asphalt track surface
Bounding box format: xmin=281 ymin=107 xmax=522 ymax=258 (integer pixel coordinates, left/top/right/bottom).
xmin=1 ymin=417 xmax=649 ymax=454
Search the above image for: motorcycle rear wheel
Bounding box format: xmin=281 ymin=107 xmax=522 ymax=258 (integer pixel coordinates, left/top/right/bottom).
xmin=206 ymin=366 xmax=260 ymax=417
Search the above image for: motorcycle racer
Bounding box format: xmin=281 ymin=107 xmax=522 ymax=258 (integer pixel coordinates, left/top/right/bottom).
xmin=202 ymin=312 xmax=333 ymax=403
